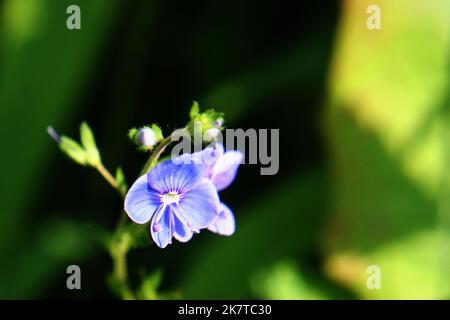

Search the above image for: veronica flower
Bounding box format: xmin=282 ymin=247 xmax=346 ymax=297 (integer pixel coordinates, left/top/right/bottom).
xmin=193 ymin=143 xmax=243 ymax=236
xmin=124 ymin=155 xmax=219 ymax=248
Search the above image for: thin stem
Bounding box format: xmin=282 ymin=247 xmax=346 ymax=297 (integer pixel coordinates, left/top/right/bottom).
xmin=95 ymin=161 xmax=133 ymax=299
xmin=139 ymin=136 xmax=173 ymax=176
xmin=110 ymin=232 xmax=135 ymax=300
xmin=96 ymin=162 xmax=125 ymax=198
xmin=96 ymin=162 xmax=117 ymax=188
xmin=109 ymin=137 xmax=172 ymax=299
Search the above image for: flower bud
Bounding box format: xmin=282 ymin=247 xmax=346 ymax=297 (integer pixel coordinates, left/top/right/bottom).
xmin=204 ymin=127 xmax=221 ymax=142
xmin=213 ymin=117 xmax=224 ymax=128
xmin=129 ymin=124 xmax=163 ymax=151
xmin=136 ymin=127 xmax=156 ymax=148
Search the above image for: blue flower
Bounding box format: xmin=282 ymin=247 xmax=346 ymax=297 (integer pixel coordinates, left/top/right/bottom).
xmin=193 ymin=143 xmax=243 ymax=236
xmin=124 ymin=155 xmax=219 ymax=248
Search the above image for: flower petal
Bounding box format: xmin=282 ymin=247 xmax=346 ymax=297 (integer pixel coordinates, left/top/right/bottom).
xmin=208 ymin=203 xmax=235 ymax=236
xmin=172 ymin=211 xmax=194 ymax=242
xmin=147 ymin=156 xmax=205 ymax=193
xmin=151 ymin=205 xmax=174 ymax=248
xmin=178 ymin=178 xmax=219 ymax=229
xmin=124 ymin=174 xmax=161 ymax=224
xmin=211 ymin=150 xmax=243 ymax=191
xmin=189 ymin=146 xmax=218 ymax=177
xmin=214 ymin=142 xmax=225 ymax=157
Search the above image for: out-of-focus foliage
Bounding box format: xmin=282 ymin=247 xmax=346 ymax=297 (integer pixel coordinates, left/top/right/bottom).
xmin=251 ymin=260 xmax=329 ymax=300
xmin=0 ymin=0 xmax=121 ymax=298
xmin=324 ymin=0 xmax=450 ymax=299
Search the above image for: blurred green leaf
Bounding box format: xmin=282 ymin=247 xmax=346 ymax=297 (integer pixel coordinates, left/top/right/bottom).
xmin=138 ymin=268 xmax=163 ymax=300
xmin=59 ymin=135 xmax=87 ymax=165
xmin=0 ymin=0 xmax=121 ymax=298
xmin=323 ymin=0 xmax=450 ymax=299
xmin=80 ymin=122 xmax=101 ymax=167
xmin=189 ymin=101 xmax=200 ymax=119
xmin=251 ymin=260 xmax=330 ymax=300
xmin=328 ymin=0 xmax=449 ymax=198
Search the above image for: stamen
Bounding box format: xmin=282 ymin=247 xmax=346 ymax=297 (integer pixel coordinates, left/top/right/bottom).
xmin=153 ymin=223 xmax=163 ymax=233
xmin=162 ymin=191 xmax=180 ymax=205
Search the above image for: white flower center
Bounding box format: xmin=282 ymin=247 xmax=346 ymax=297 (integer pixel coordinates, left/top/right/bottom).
xmin=162 ymin=191 xmax=180 ymax=205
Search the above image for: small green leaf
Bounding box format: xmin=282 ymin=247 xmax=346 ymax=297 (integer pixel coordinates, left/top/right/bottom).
xmin=59 ymin=136 xmax=87 ymax=165
xmin=151 ymin=124 xmax=164 ymax=142
xmin=80 ymin=122 xmax=101 ymax=166
xmin=189 ymin=101 xmax=200 ymax=119
xmin=186 ymin=101 xmax=224 ymax=143
xmin=128 ymin=127 xmax=138 ymax=141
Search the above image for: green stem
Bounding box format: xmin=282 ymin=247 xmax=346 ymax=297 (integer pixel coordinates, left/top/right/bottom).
xmin=110 ymin=231 xmax=135 ymax=300
xmin=109 ymin=136 xmax=173 ymax=299
xmin=96 ymin=162 xmax=126 ymax=198
xmin=139 ymin=136 xmax=173 ymax=176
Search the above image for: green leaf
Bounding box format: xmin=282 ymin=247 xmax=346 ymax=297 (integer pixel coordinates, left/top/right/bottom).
xmin=80 ymin=122 xmax=101 ymax=166
xmin=251 ymin=260 xmax=330 ymax=300
xmin=127 ymin=127 xmax=138 ymax=141
xmin=189 ymin=101 xmax=199 ymax=119
xmin=59 ymin=135 xmax=87 ymax=165
xmin=151 ymin=124 xmax=164 ymax=142
xmin=324 ymin=0 xmax=450 ymax=299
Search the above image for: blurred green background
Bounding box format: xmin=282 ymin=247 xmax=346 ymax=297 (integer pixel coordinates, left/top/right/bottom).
xmin=0 ymin=0 xmax=448 ymax=299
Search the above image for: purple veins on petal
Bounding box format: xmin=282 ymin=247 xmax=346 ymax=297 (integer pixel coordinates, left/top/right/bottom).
xmin=124 ymin=154 xmax=221 ymax=248
xmin=147 ymin=157 xmax=205 ymax=194
xmin=173 ymin=213 xmax=194 ymax=242
xmin=177 ymin=179 xmax=220 ymax=229
xmin=151 ymin=205 xmax=174 ymax=249
xmin=124 ymin=174 xmax=160 ymax=224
